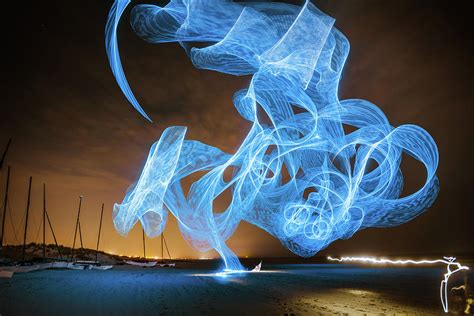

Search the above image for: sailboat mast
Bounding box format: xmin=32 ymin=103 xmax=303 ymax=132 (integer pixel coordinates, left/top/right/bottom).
xmin=161 ymin=233 xmax=164 ymax=262
xmin=22 ymin=176 xmax=33 ymax=261
xmin=163 ymin=234 xmax=171 ymax=260
xmin=43 ymin=183 xmax=46 ymax=259
xmin=0 ymin=166 xmax=11 ymax=248
xmin=78 ymin=221 xmax=84 ymax=251
xmin=71 ymin=196 xmax=82 ymax=260
xmin=142 ymin=228 xmax=146 ymax=259
xmin=0 ymin=138 xmax=11 ymax=170
xmin=95 ymin=203 xmax=104 ymax=263
xmin=45 ymin=210 xmax=62 ymax=259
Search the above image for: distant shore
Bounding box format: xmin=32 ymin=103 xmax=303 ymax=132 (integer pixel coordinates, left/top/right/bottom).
xmin=1 ymin=243 xmax=473 ymax=267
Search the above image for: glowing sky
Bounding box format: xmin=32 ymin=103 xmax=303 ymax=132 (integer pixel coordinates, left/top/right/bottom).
xmin=0 ymin=0 xmax=472 ymax=259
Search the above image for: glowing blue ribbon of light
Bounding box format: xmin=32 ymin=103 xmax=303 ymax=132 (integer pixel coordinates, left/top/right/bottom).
xmin=106 ymin=0 xmax=439 ymax=272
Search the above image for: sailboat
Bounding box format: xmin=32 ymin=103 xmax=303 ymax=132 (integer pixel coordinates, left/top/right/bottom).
xmin=251 ymin=261 xmax=262 ymax=272
xmin=70 ymin=197 xmax=112 ymax=270
xmin=124 ymin=259 xmax=157 ymax=268
xmin=157 ymin=231 xmax=175 ymax=267
xmin=89 ymin=203 xmax=112 ymax=270
xmin=0 ymin=138 xmax=12 ymax=253
xmin=0 ymin=139 xmax=112 ymax=274
xmin=0 ymin=178 xmax=74 ymax=275
xmin=125 ymin=229 xmax=157 ymax=267
xmin=125 ymin=230 xmax=174 ymax=267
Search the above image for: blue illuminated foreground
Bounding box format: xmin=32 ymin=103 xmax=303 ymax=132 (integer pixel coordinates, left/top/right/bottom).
xmin=106 ymin=0 xmax=439 ymax=271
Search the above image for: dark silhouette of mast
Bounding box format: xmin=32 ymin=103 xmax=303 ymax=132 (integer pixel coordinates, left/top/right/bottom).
xmin=95 ymin=203 xmax=104 ymax=263
xmin=0 ymin=166 xmax=11 ymax=248
xmin=142 ymin=228 xmax=146 ymax=259
xmin=1 ymin=138 xmax=12 ymax=253
xmin=42 ymin=183 xmax=63 ymax=260
xmin=163 ymin=233 xmax=171 ymax=260
xmin=22 ymin=176 xmax=33 ymax=261
xmin=71 ymin=196 xmax=83 ymax=260
xmin=161 ymin=233 xmax=163 ymax=262
xmin=0 ymin=138 xmax=11 ymax=171
xmin=45 ymin=212 xmax=62 ymax=259
xmin=78 ymin=221 xmax=84 ymax=253
xmin=43 ymin=184 xmax=46 ymax=259
xmin=43 ymin=186 xmax=62 ymax=259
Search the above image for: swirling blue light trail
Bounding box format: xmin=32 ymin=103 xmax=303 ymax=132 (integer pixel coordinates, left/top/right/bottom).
xmin=106 ymin=0 xmax=439 ymax=272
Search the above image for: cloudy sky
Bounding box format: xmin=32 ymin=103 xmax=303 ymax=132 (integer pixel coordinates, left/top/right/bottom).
xmin=1 ymin=0 xmax=472 ymax=259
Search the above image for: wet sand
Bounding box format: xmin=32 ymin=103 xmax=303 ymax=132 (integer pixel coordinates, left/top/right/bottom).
xmin=0 ymin=262 xmax=471 ymax=315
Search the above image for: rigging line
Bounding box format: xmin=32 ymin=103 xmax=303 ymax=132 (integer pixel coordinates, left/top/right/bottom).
xmin=45 ymin=210 xmax=63 ymax=259
xmin=33 ymin=214 xmax=43 ymax=244
xmin=14 ymin=197 xmax=26 ymax=240
xmin=20 ymin=197 xmax=37 ymax=246
xmin=78 ymin=221 xmax=84 ymax=250
xmin=7 ymin=200 xmax=19 ymax=244
xmin=25 ymin=207 xmax=39 ymax=246
xmin=163 ymin=234 xmax=171 ymax=260
xmin=29 ymin=206 xmax=40 ymax=242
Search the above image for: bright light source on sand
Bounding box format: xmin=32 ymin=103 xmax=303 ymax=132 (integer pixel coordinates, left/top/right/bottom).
xmin=216 ymin=269 xmax=247 ymax=278
xmin=190 ymin=262 xmax=264 ymax=278
xmin=328 ymin=256 xmax=469 ymax=313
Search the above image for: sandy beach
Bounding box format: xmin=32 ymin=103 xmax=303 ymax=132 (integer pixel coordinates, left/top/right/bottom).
xmin=2 ymin=261 xmax=471 ymax=315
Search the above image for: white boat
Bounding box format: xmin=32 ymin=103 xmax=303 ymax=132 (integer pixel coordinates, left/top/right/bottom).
xmin=50 ymin=262 xmax=68 ymax=269
xmin=0 ymin=263 xmax=51 ymax=273
xmin=125 ymin=260 xmax=157 ymax=267
xmin=65 ymin=262 xmax=86 ymax=270
xmin=88 ymin=264 xmax=113 ymax=270
xmin=0 ymin=262 xmax=85 ymax=274
xmin=50 ymin=261 xmax=88 ymax=270
xmin=73 ymin=260 xmax=113 ymax=270
xmin=74 ymin=260 xmax=98 ymax=265
xmin=158 ymin=262 xmax=176 ymax=267
xmin=131 ymin=230 xmax=174 ymax=268
xmin=251 ymin=261 xmax=262 ymax=272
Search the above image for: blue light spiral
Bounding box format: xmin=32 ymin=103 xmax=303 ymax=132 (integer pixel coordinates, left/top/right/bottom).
xmin=106 ymin=0 xmax=439 ymax=271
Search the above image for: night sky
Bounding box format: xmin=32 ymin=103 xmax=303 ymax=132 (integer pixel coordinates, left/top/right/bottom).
xmin=1 ymin=0 xmax=473 ymax=259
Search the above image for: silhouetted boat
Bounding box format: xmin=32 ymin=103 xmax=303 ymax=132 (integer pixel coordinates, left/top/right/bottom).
xmin=125 ymin=228 xmax=175 ymax=267
xmin=125 ymin=260 xmax=157 ymax=267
